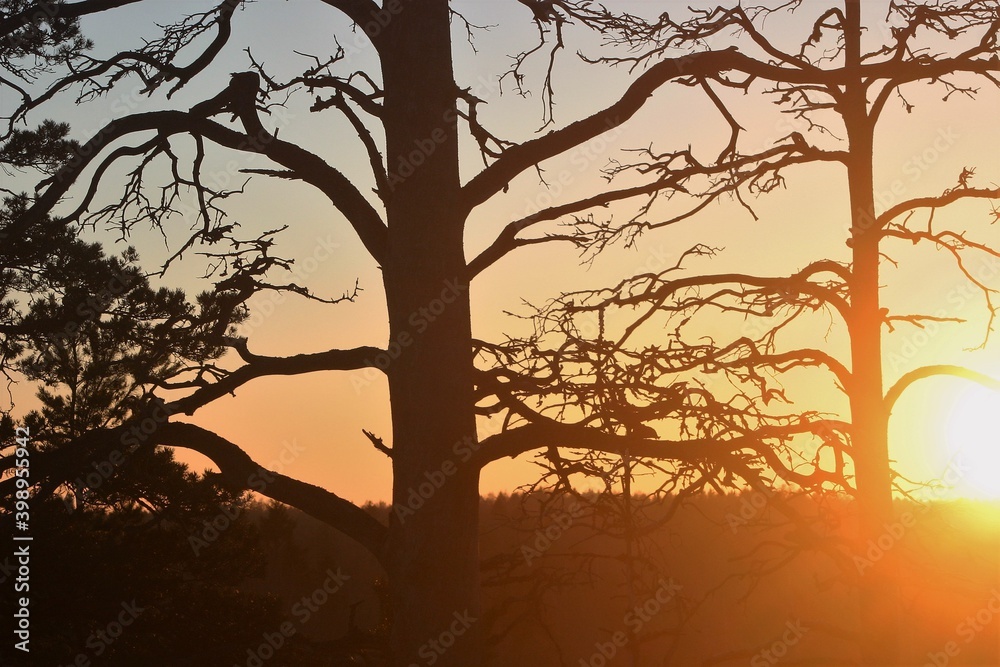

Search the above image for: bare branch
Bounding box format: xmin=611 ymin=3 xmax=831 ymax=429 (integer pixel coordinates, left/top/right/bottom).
xmin=14 ymin=103 xmax=388 ymax=262
xmin=154 ymin=421 xmax=389 ymax=566
xmin=884 ymin=364 xmax=1000 ymax=417
xmin=876 ymin=185 xmax=1000 ymax=228
xmin=165 ymin=344 xmax=385 ymax=416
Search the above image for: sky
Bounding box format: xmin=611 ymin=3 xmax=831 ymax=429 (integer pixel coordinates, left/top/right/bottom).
xmin=6 ymin=0 xmax=1000 ymax=504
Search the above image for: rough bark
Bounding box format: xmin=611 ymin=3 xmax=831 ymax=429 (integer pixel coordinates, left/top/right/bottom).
xmin=380 ymin=2 xmax=482 ymax=665
xmin=843 ymin=2 xmax=900 ymax=663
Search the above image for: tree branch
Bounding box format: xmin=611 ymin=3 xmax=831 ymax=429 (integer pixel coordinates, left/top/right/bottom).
xmin=468 ymin=144 xmax=845 ymax=275
xmin=0 ymin=421 xmax=389 ymax=566
xmin=460 ymin=48 xmax=1000 ymax=214
xmin=876 ymin=186 xmax=1000 ymax=228
xmin=884 ymin=364 xmax=1000 ymax=416
xmin=564 ymin=268 xmax=851 ymax=324
xmin=0 ymin=0 xmax=145 ymax=38
xmin=472 ymin=416 xmax=830 ymax=470
xmin=154 ymin=422 xmax=388 ymax=567
xmin=15 ymin=106 xmax=388 ymax=262
xmin=4 ymin=0 xmax=242 ymax=130
xmin=165 ymin=344 xmax=385 ymax=416
xmin=472 ymin=419 xmax=732 ymax=468
xmin=318 ymin=0 xmax=382 ymax=36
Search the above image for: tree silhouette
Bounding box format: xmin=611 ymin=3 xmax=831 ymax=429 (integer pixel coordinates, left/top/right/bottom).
xmin=2 ymin=1 xmax=999 ymax=665
xmin=0 ymin=227 xmax=293 ymax=664
xmin=0 ymin=484 xmax=290 ymax=666
xmin=485 ymin=2 xmax=1000 ymax=664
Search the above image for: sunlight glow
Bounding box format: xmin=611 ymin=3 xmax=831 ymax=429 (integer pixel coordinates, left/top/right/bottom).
xmin=942 ymin=384 xmax=1000 ymax=499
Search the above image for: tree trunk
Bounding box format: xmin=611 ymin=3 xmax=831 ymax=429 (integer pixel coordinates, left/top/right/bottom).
xmin=847 ymin=133 xmax=901 ymax=667
xmin=380 ymin=3 xmax=483 ymax=666
xmin=843 ymin=2 xmax=900 ymax=663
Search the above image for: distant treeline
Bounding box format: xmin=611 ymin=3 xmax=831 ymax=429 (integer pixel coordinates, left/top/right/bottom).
xmin=3 ymin=491 xmax=997 ymax=666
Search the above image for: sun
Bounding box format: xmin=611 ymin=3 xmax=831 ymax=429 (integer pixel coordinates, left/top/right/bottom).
xmin=941 ymin=383 xmax=1000 ymax=499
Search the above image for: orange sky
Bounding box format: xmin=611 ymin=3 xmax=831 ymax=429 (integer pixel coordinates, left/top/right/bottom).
xmin=8 ymin=1 xmax=1000 ymax=504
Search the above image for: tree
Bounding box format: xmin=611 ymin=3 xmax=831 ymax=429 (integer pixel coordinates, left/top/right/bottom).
xmin=2 ymin=1 xmax=999 ymax=666
xmin=489 ymin=2 xmax=1000 ymax=664
xmin=0 ymin=480 xmax=289 ymax=666
xmin=0 ymin=227 xmax=294 ymax=665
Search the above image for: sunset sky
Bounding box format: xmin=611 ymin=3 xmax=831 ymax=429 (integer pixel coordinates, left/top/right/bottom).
xmin=8 ymin=0 xmax=1000 ymax=505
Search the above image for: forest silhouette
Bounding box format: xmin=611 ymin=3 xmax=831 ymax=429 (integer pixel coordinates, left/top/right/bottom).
xmin=2 ymin=0 xmax=1000 ymax=665
xmin=2 ymin=485 xmax=997 ymax=665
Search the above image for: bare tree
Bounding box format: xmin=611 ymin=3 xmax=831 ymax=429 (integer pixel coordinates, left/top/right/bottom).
xmin=0 ymin=1 xmax=761 ymax=664
xmin=485 ymin=1 xmax=1000 ymax=664
xmin=2 ymin=0 xmax=999 ymax=665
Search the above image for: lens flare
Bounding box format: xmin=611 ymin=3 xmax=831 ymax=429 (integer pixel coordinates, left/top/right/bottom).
xmin=942 ymin=384 xmax=1000 ymax=499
